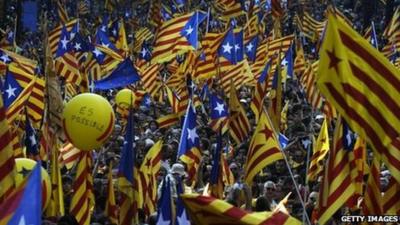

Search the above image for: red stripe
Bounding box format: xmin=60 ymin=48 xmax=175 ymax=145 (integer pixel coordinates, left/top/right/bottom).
xmin=349 ymin=62 xmax=400 ymax=120
xmin=342 ymin=83 xmax=398 ymax=140
xmin=339 ymin=30 xmax=400 ymax=88
xmin=325 ymin=83 xmax=400 ymax=171
xmin=245 ymin=146 xmax=281 ymax=175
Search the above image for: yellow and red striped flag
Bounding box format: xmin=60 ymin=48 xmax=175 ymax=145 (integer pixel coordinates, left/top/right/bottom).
xmin=214 ymin=0 xmax=244 ymax=21
xmin=300 ymin=61 xmax=323 ymax=110
xmin=56 ymin=0 xmax=69 ymax=24
xmin=271 ymin=0 xmax=284 ymax=18
xmin=362 ymin=155 xmax=383 ymax=216
xmin=105 ymin=162 xmax=118 ymax=224
xmin=244 ymin=111 xmax=283 ymax=185
xmin=59 ymin=142 xmax=81 ymax=170
xmin=296 ymin=12 xmax=325 ymax=41
xmin=307 ymin=118 xmax=329 ymax=181
xmin=139 ymin=64 xmax=161 ymax=98
xmin=316 ymin=118 xmax=356 ymax=225
xmin=383 ymin=177 xmax=400 ymax=215
xmin=48 ymin=19 xmax=78 ymax=56
xmin=70 ymin=152 xmax=95 ymax=225
xmin=228 ymin=82 xmax=251 ymax=145
xmin=181 ymin=194 xmax=301 ymax=225
xmin=156 ymin=113 xmax=180 ymax=129
xmin=0 ymin=93 xmax=16 ymax=203
xmin=316 ymin=12 xmax=400 ymax=185
xmin=45 ymin=140 xmax=65 ymax=217
xmin=140 ymin=140 xmax=163 ymax=215
xmin=55 ymin=53 xmax=82 ymax=85
xmin=151 ymin=13 xmax=193 ymax=63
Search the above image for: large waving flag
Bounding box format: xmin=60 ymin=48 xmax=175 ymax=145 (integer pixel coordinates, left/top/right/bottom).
xmin=0 ymin=93 xmax=16 ymax=203
xmin=0 ymin=162 xmax=41 ymax=225
xmin=94 ymin=58 xmax=140 ymax=90
xmin=178 ymin=101 xmax=201 ymax=168
xmin=152 ymin=11 xmax=207 ymax=63
xmin=181 ymin=194 xmax=301 ymax=225
xmin=317 ymin=118 xmax=356 ymax=225
xmin=316 ymin=12 xmax=400 ymax=184
xmin=244 ymin=111 xmax=283 ymax=185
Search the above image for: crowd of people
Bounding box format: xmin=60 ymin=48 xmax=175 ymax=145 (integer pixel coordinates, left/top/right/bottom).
xmin=1 ymin=0 xmax=400 ymax=225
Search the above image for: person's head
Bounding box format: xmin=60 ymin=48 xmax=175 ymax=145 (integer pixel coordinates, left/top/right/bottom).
xmin=308 ymin=191 xmax=318 ymax=205
xmin=171 ymin=163 xmax=187 ymax=181
xmin=148 ymin=120 xmax=158 ymax=131
xmin=255 ymin=196 xmax=270 ymax=211
xmin=263 ymin=181 xmax=276 ymax=199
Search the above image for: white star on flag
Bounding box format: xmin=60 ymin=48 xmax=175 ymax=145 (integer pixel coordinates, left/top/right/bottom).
xmin=234 ymin=44 xmax=240 ymax=51
xmin=60 ymin=36 xmax=69 ymax=49
xmin=214 ymin=102 xmax=225 ymax=115
xmin=74 ymin=42 xmax=82 ymax=51
xmin=185 ymin=26 xmax=194 ymax=35
xmin=93 ymin=48 xmax=103 ymax=57
xmin=101 ymin=25 xmax=107 ymax=32
xmin=112 ymin=29 xmax=117 ymax=36
xmin=18 ymin=215 xmax=26 ymax=225
xmin=141 ymin=48 xmax=147 ymax=57
xmin=0 ymin=54 xmax=11 ymax=63
xmin=281 ymin=58 xmax=288 ymax=66
xmin=222 ymin=42 xmax=233 ymax=54
xmin=29 ymin=134 xmax=37 ymax=146
xmin=187 ymin=128 xmax=198 ymax=144
xmin=101 ymin=42 xmax=110 ymax=48
xmin=5 ymin=84 xmax=17 ymax=99
xmin=246 ymin=43 xmax=253 ymax=52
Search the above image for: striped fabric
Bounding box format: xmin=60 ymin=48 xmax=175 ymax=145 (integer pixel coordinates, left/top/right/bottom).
xmin=55 ymin=53 xmax=82 ymax=85
xmin=6 ymin=63 xmax=44 ymax=125
xmin=317 ymin=118 xmax=356 ymax=225
xmin=362 ymin=155 xmax=383 ymax=216
xmin=139 ymin=64 xmax=161 ymax=98
xmin=0 ymin=94 xmax=16 ymax=203
xmin=317 ymin=13 xmax=400 ymax=185
xmin=140 ymin=141 xmax=162 ymax=215
xmin=133 ymin=28 xmax=154 ymax=53
xmin=48 ymin=19 xmax=78 ymax=56
xmin=296 ymin=12 xmax=325 ymax=41
xmin=244 ymin=111 xmax=283 ymax=185
xmin=151 ymin=13 xmax=193 ymax=63
xmin=181 ymin=194 xmax=301 ymax=225
xmin=228 ymin=82 xmax=251 ymax=145
xmin=219 ymin=62 xmax=248 ymax=96
xmin=45 ymin=142 xmax=65 ymax=217
xmin=307 ymin=118 xmax=329 ymax=181
xmin=58 ymin=142 xmax=81 ymax=169
xmin=294 ymin=38 xmax=307 ymax=76
xmin=271 ymin=0 xmax=284 ymax=18
xmin=250 ymin=38 xmax=268 ymax=79
xmin=244 ymin=16 xmax=259 ymax=42
xmin=194 ymin=33 xmax=224 ymax=81
xmin=383 ymin=177 xmax=400 ymax=215
xmin=105 ymin=163 xmax=118 ymax=224
xmin=70 ymin=152 xmax=95 ymax=225
xmin=56 ymin=0 xmax=69 ymax=24
xmin=382 ymin=7 xmax=400 ymax=57
xmin=300 ymin=61 xmax=323 ymax=110
xmin=214 ymin=0 xmax=244 ymax=21
xmin=156 ymin=113 xmax=180 ymax=128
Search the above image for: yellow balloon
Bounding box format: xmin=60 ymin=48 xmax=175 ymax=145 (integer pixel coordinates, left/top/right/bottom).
xmin=115 ymin=89 xmax=136 ymax=109
xmin=15 ymin=158 xmax=51 ymax=210
xmin=63 ymin=93 xmax=115 ymax=150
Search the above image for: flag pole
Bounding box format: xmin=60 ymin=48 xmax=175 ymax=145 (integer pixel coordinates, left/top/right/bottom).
xmin=264 ymin=109 xmax=312 ymax=225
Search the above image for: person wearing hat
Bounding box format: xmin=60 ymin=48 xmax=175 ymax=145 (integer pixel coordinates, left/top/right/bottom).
xmin=157 ymin=163 xmax=189 ymax=201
